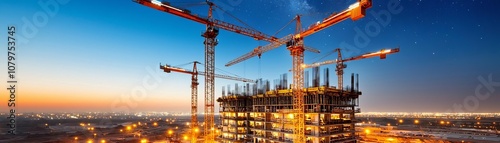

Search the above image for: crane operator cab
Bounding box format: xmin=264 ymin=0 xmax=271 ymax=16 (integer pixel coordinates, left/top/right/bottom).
xmin=203 ymin=26 xmax=219 ymax=39
xmin=208 ymin=27 xmax=219 ymax=35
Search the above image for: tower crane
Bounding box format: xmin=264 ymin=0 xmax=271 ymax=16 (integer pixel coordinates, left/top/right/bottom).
xmin=303 ymin=48 xmax=400 ymax=90
xmin=160 ymin=61 xmax=254 ymax=143
xmin=224 ymin=0 xmax=373 ymax=142
xmin=133 ymin=0 xmax=292 ymax=142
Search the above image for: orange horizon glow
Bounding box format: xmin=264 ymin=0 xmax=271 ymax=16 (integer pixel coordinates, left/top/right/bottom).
xmin=1 ymin=91 xmax=193 ymax=112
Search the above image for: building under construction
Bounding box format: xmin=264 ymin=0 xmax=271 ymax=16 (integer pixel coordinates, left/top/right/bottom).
xmin=217 ymin=68 xmax=362 ymax=143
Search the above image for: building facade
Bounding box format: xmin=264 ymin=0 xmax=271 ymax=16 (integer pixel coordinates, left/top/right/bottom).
xmin=217 ymin=86 xmax=361 ymax=143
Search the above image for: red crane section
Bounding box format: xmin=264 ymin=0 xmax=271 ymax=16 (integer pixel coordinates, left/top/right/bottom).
xmin=302 ymin=48 xmax=399 ymax=90
xmin=134 ymin=1 xmax=273 ymax=141
xmin=296 ymin=0 xmax=372 ymax=39
xmin=161 ymin=62 xmax=255 ymax=83
xmin=225 ymin=0 xmax=373 ymax=67
xmin=343 ymin=48 xmax=399 ymax=62
xmin=133 ymin=0 xmax=277 ymax=42
xmin=303 ymin=48 xmax=400 ymax=69
xmin=161 ymin=61 xmax=254 ymax=143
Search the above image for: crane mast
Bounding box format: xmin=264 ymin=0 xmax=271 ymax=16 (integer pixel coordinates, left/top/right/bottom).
xmin=133 ymin=0 xmax=273 ymax=142
xmin=225 ymin=1 xmax=372 ymax=142
xmin=225 ymin=0 xmax=372 ymax=67
xmin=160 ymin=62 xmax=199 ymax=143
xmin=303 ymin=48 xmax=400 ymax=90
xmin=137 ymin=0 xmax=373 ymax=142
xmin=160 ymin=61 xmax=254 ymax=143
xmin=191 ymin=62 xmax=199 ymax=143
xmin=335 ymin=48 xmax=345 ymax=90
xmin=133 ymin=0 xmax=277 ymax=42
xmin=203 ymin=3 xmax=217 ymax=142
xmin=287 ymin=15 xmax=306 ymax=143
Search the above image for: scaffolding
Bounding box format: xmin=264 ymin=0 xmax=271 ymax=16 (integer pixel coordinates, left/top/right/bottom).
xmin=217 ymin=70 xmax=362 ymax=143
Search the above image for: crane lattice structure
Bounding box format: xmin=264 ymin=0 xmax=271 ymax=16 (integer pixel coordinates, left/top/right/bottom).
xmin=160 ymin=61 xmax=254 ymax=143
xmin=303 ymin=48 xmax=400 ymax=90
xmin=225 ymin=1 xmax=373 ymax=142
xmin=133 ymin=0 xmax=275 ymax=142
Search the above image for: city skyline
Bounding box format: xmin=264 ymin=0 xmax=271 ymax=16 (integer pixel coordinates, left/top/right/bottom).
xmin=0 ymin=0 xmax=499 ymax=113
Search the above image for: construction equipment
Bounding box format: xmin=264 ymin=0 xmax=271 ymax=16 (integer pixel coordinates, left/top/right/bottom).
xmin=303 ymin=48 xmax=399 ymax=90
xmin=160 ymin=61 xmax=254 ymax=143
xmin=133 ymin=0 xmax=279 ymax=142
xmin=225 ymin=1 xmax=373 ymax=142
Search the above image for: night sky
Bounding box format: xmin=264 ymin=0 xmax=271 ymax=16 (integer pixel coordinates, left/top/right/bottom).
xmin=0 ymin=0 xmax=499 ymax=113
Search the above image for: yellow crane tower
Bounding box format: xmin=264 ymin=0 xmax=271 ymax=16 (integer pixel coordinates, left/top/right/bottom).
xmin=160 ymin=61 xmax=254 ymax=143
xmin=225 ymin=1 xmax=373 ymax=142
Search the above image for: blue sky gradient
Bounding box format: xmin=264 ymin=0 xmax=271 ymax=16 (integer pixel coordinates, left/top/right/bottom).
xmin=1 ymin=0 xmax=499 ymax=113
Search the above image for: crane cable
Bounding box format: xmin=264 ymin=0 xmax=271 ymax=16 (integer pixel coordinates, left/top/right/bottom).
xmin=174 ymin=61 xmax=196 ymax=69
xmin=311 ymin=50 xmax=335 ymax=63
xmin=213 ymin=5 xmax=258 ymax=32
xmin=198 ymin=62 xmax=242 ymax=78
xmin=273 ymin=16 xmax=297 ymax=37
